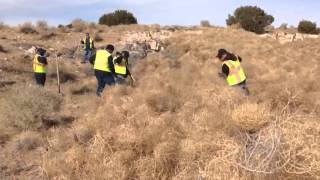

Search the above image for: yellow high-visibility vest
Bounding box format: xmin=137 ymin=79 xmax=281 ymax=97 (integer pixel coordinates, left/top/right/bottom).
xmin=94 ymin=50 xmax=111 ymax=72
xmin=115 ymin=64 xmax=127 ymax=75
xmin=33 ymin=54 xmax=47 ymax=73
xmin=83 ymin=37 xmax=93 ymax=49
xmin=223 ymin=59 xmax=246 ymax=86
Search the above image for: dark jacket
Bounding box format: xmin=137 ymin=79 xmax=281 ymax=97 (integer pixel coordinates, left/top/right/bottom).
xmin=38 ymin=55 xmax=48 ymax=65
xmin=81 ymin=37 xmax=95 ymax=50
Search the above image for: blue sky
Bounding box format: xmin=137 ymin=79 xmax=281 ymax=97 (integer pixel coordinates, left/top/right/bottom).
xmin=0 ymin=0 xmax=319 ymax=27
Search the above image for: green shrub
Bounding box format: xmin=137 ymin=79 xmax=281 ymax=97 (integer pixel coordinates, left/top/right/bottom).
xmin=298 ymin=20 xmax=318 ymax=34
xmin=226 ymin=6 xmax=274 ymax=34
xmin=0 ymin=85 xmax=62 ymax=130
xmin=99 ymin=10 xmax=137 ymax=26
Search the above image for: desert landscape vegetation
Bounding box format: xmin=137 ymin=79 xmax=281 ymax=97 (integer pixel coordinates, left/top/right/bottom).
xmin=0 ymin=6 xmax=320 ymax=180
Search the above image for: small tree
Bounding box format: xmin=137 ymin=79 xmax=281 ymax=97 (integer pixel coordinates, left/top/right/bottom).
xmin=99 ymin=10 xmax=137 ymax=26
xmin=200 ymin=20 xmax=211 ymax=27
xmin=226 ymin=6 xmax=274 ymax=34
xmin=298 ymin=20 xmax=318 ymax=34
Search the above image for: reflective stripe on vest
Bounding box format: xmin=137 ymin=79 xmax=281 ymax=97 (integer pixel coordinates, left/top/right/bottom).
xmin=33 ymin=54 xmax=47 ymax=73
xmin=223 ymin=59 xmax=246 ymax=86
xmin=94 ymin=50 xmax=111 ymax=72
xmin=83 ymin=38 xmax=93 ymax=49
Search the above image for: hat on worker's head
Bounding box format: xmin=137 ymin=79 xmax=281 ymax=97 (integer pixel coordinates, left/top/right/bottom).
xmin=106 ymin=44 xmax=115 ymax=53
xmin=216 ymin=48 xmax=228 ymax=59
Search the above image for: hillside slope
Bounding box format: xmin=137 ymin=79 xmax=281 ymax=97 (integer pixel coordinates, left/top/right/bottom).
xmin=0 ymin=25 xmax=320 ymax=179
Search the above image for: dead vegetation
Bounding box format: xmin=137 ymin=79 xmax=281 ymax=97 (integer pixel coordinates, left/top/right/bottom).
xmin=0 ymin=85 xmax=62 ymax=131
xmin=19 ymin=22 xmax=38 ymax=34
xmin=94 ymin=33 xmax=103 ymax=42
xmin=0 ymin=45 xmax=8 ymax=53
xmin=0 ymin=25 xmax=319 ymax=179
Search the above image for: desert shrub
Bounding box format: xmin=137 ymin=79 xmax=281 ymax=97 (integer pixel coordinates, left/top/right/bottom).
xmin=71 ymin=19 xmax=87 ymax=32
xmin=0 ymin=22 xmax=8 ymax=29
xmin=66 ymin=24 xmax=73 ymax=29
xmin=0 ymin=85 xmax=62 ymax=130
xmin=40 ymin=32 xmax=56 ymax=40
xmin=19 ymin=22 xmax=37 ymax=34
xmin=226 ymin=6 xmax=274 ymax=34
xmin=10 ymin=131 xmax=42 ymax=151
xmin=298 ymin=20 xmax=319 ymax=34
xmin=36 ymin=20 xmax=48 ymax=31
xmin=146 ymin=87 xmax=182 ymax=114
xmin=200 ymin=20 xmax=211 ymax=27
xmin=0 ymin=45 xmax=8 ymax=53
xmin=57 ymin=24 xmax=64 ymax=28
xmin=99 ymin=10 xmax=138 ymax=26
xmin=279 ymin=23 xmax=288 ymax=30
xmin=94 ymin=33 xmax=103 ymax=42
xmin=71 ymin=85 xmax=94 ymax=95
xmin=231 ymin=103 xmax=271 ymax=132
xmin=88 ymin=22 xmax=97 ymax=29
xmin=57 ymin=24 xmax=69 ymax=33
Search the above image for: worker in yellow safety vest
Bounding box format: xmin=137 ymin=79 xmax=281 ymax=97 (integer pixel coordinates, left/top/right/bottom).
xmin=113 ymin=51 xmax=135 ymax=85
xmin=33 ymin=48 xmax=48 ymax=86
xmin=216 ymin=49 xmax=250 ymax=96
xmin=89 ymin=44 xmax=116 ymax=97
xmin=81 ymin=33 xmax=94 ymax=63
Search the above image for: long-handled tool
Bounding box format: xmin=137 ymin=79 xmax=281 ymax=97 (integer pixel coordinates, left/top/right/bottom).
xmin=128 ymin=74 xmax=136 ymax=87
xmin=55 ymin=54 xmax=61 ymax=94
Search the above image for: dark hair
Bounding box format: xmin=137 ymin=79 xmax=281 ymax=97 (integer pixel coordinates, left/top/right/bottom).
xmin=116 ymin=51 xmax=121 ymax=56
xmin=37 ymin=48 xmax=46 ymax=56
xmin=225 ymin=53 xmax=237 ymax=61
xmin=106 ymin=44 xmax=114 ymax=52
xmin=121 ymin=51 xmax=129 ymax=59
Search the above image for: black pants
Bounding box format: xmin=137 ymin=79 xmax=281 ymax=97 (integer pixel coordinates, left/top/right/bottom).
xmin=34 ymin=73 xmax=46 ymax=86
xmin=94 ymin=70 xmax=115 ymax=96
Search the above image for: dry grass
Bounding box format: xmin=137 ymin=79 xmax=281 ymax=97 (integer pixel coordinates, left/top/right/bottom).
xmin=0 ymin=85 xmax=62 ymax=131
xmin=36 ymin=20 xmax=49 ymax=32
xmin=19 ymin=22 xmax=37 ymax=34
xmin=0 ymin=45 xmax=8 ymax=53
xmin=231 ymin=103 xmax=271 ymax=132
xmin=71 ymin=19 xmax=87 ymax=32
xmin=0 ymin=25 xmax=319 ymax=179
xmin=94 ymin=33 xmax=104 ymax=42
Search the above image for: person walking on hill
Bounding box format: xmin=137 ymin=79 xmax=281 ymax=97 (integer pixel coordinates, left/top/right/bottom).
xmin=113 ymin=51 xmax=135 ymax=85
xmin=89 ymin=44 xmax=116 ymax=97
xmin=216 ymin=48 xmax=250 ymax=96
xmin=81 ymin=33 xmax=94 ymax=63
xmin=33 ymin=48 xmax=48 ymax=86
